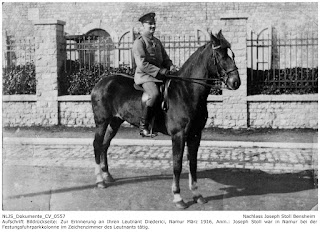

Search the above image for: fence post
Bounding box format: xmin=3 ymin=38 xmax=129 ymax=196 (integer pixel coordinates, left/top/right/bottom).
xmin=34 ymin=20 xmax=66 ymax=126
xmin=220 ymin=15 xmax=248 ymax=128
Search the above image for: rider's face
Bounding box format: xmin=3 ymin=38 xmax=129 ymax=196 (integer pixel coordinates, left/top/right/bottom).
xmin=142 ymin=21 xmax=156 ymax=35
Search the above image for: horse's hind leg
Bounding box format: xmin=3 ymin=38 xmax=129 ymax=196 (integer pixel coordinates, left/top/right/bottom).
xmin=100 ymin=117 xmax=123 ymax=183
xmin=94 ymin=121 xmax=109 ymax=188
xmin=187 ymin=133 xmax=207 ymax=204
xmin=94 ymin=117 xmax=123 ymax=188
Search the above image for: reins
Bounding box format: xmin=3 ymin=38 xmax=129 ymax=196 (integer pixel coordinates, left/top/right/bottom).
xmin=166 ymin=44 xmax=237 ymax=90
xmin=118 ymin=43 xmax=237 ymax=90
xmin=115 ymin=73 xmax=223 ymax=90
xmin=166 ymin=75 xmax=223 ymax=89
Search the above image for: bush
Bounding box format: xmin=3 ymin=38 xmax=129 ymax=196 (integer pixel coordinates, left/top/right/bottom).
xmin=248 ymin=67 xmax=318 ymax=95
xmin=59 ymin=61 xmax=135 ymax=95
xmin=60 ymin=60 xmax=222 ymax=95
xmin=5 ymin=61 xmax=316 ymax=96
xmin=2 ymin=62 xmax=36 ymax=94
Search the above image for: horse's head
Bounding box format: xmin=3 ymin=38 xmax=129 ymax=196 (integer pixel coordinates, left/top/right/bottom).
xmin=209 ymin=30 xmax=241 ymax=90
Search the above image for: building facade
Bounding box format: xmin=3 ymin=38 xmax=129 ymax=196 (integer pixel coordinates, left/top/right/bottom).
xmin=2 ymin=2 xmax=317 ymax=41
xmin=2 ymin=2 xmax=318 ymax=129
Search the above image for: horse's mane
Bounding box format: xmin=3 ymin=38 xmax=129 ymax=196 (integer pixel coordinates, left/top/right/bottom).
xmin=178 ymin=42 xmax=212 ymax=78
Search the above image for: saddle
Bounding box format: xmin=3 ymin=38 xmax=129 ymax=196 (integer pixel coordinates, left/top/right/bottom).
xmin=115 ymin=73 xmax=171 ymax=111
xmin=115 ymin=73 xmax=171 ymax=137
xmin=134 ymin=79 xmax=171 ymax=112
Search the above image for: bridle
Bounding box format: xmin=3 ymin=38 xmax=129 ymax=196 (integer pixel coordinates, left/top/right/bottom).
xmin=212 ymin=44 xmax=238 ymax=86
xmin=166 ymin=43 xmax=238 ymax=89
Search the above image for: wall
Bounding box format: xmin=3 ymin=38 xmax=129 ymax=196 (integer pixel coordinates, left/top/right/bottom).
xmin=58 ymin=97 xmax=95 ymax=127
xmin=2 ymin=101 xmax=37 ymax=126
xmin=2 ymin=2 xmax=318 ymax=129
xmin=2 ymin=2 xmax=317 ymax=42
xmin=3 ymin=95 xmax=318 ymax=129
xmin=2 ymin=96 xmax=37 ymax=127
xmin=206 ymin=99 xmax=223 ymax=127
xmin=247 ymin=95 xmax=318 ymax=129
xmin=249 ymin=102 xmax=318 ymax=129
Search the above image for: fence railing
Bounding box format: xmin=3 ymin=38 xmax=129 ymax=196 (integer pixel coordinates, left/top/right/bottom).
xmin=160 ymin=35 xmax=207 ymax=67
xmin=3 ymin=37 xmax=35 ymax=70
xmin=2 ymin=37 xmax=36 ymax=95
xmin=247 ymin=28 xmax=318 ymax=95
xmin=3 ymin=30 xmax=318 ymax=96
xmin=62 ymin=34 xmax=222 ymax=95
xmin=65 ymin=34 xmax=208 ymax=72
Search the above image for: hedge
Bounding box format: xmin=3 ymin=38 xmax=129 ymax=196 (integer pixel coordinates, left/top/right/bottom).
xmin=58 ymin=61 xmax=134 ymax=95
xmin=3 ymin=62 xmax=317 ymax=96
xmin=247 ymin=67 xmax=318 ymax=95
xmin=2 ymin=62 xmax=36 ymax=95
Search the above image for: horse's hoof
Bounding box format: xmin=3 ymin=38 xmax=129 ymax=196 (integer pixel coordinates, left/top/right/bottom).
xmin=96 ymin=181 xmax=107 ymax=189
xmin=102 ymin=172 xmax=115 ymax=183
xmin=193 ymin=195 xmax=208 ymax=204
xmin=104 ymin=175 xmax=115 ymax=183
xmin=174 ymin=200 xmax=188 ymax=209
xmin=150 ymin=133 xmax=158 ymax=138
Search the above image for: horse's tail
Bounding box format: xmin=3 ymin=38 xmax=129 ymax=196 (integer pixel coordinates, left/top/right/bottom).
xmin=91 ymin=76 xmax=115 ymax=125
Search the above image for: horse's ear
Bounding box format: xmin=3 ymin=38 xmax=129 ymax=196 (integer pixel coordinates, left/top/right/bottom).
xmin=211 ymin=32 xmax=220 ymax=46
xmin=218 ymin=30 xmax=227 ymax=42
xmin=217 ymin=30 xmax=231 ymax=48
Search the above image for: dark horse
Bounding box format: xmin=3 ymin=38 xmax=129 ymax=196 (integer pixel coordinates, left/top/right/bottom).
xmin=91 ymin=30 xmax=241 ymax=209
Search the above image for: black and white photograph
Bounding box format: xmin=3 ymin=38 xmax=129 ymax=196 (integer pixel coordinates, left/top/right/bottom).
xmin=1 ymin=0 xmax=318 ymax=232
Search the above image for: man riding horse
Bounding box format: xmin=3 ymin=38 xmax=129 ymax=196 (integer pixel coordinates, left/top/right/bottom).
xmin=132 ymin=12 xmax=177 ymax=137
xmin=91 ymin=12 xmax=241 ymax=208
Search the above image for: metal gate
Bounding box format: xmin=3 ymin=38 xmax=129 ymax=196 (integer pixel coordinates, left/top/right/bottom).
xmin=247 ymin=27 xmax=318 ymax=95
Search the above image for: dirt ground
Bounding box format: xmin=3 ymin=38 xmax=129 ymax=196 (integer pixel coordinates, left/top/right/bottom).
xmin=2 ymin=126 xmax=318 ymax=144
xmin=2 ymin=126 xmax=318 ymax=211
xmin=3 ymin=165 xmax=317 ymax=211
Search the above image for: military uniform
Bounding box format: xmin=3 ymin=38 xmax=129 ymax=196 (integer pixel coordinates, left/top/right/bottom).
xmin=133 ymin=34 xmax=173 ymax=85
xmin=133 ymin=12 xmax=175 ymax=137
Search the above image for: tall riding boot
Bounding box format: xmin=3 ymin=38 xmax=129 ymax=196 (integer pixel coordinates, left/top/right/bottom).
xmin=139 ymin=106 xmax=154 ymax=137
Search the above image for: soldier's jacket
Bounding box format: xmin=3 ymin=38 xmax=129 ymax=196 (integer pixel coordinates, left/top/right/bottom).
xmin=132 ymin=34 xmax=173 ymax=85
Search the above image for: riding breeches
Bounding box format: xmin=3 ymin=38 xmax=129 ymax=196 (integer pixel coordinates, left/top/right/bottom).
xmin=142 ymin=82 xmax=160 ymax=107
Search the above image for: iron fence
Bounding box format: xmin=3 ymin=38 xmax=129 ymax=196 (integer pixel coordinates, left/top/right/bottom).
xmin=4 ymin=29 xmax=318 ymax=96
xmin=2 ymin=37 xmax=36 ymax=95
xmin=160 ymin=35 xmax=207 ymax=67
xmin=63 ymin=34 xmax=224 ymax=95
xmin=65 ymin=34 xmax=207 ymax=72
xmin=247 ymin=28 xmax=318 ymax=95
xmin=3 ymin=36 xmax=35 ymax=70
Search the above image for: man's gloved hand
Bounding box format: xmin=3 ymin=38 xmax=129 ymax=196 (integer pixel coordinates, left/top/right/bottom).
xmin=159 ymin=68 xmax=169 ymax=76
xmin=169 ymin=65 xmax=178 ymax=74
xmin=156 ymin=68 xmax=169 ymax=80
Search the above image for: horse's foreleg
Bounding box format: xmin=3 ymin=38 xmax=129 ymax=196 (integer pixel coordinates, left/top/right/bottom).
xmin=187 ymin=133 xmax=207 ymax=204
xmin=100 ymin=117 xmax=123 ymax=183
xmin=171 ymin=131 xmax=188 ymax=209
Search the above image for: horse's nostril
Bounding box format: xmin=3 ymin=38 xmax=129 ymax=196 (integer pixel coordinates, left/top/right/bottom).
xmin=232 ymin=79 xmax=241 ymax=90
xmin=227 ymin=76 xmax=241 ymax=90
